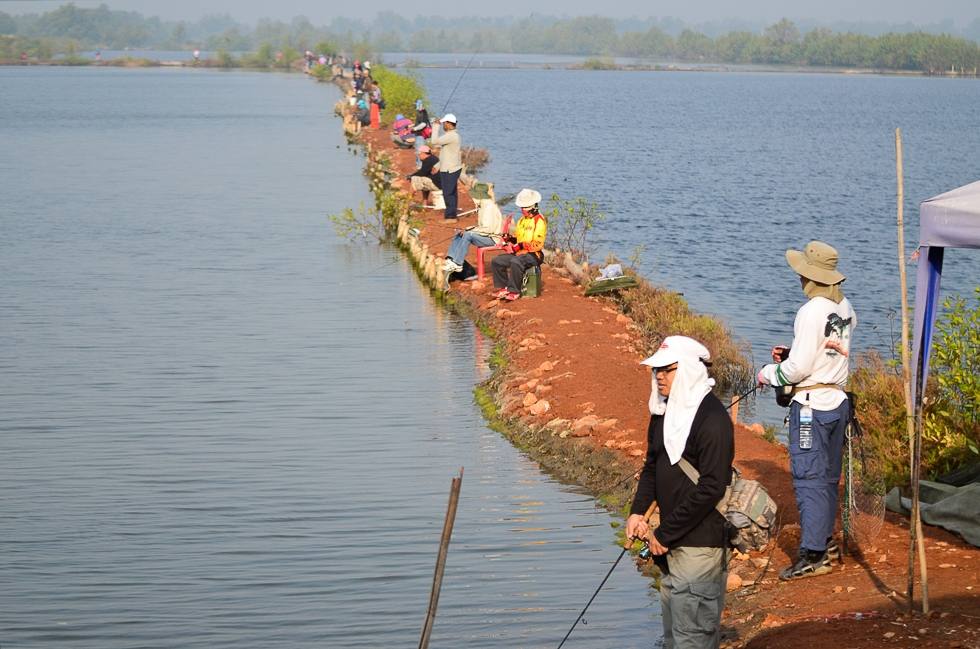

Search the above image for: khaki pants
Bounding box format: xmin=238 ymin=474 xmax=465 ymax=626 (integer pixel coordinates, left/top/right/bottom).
xmin=660 ymin=546 xmax=728 ymax=649
xmin=411 ymin=175 xmax=439 ymax=193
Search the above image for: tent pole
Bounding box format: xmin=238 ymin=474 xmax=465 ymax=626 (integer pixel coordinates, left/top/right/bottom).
xmin=895 ymin=128 xmax=929 ymax=614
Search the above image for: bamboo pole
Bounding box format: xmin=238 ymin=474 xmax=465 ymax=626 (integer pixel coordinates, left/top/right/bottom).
xmin=418 ymin=468 xmax=464 ymax=649
xmin=895 ymin=128 xmax=929 ymax=613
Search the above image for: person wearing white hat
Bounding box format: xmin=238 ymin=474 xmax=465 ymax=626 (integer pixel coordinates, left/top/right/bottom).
xmin=757 ymin=240 xmax=856 ymax=581
xmin=428 ymin=114 xmax=462 ymax=221
xmin=490 ymin=189 xmax=547 ymax=301
xmin=626 ymin=335 xmax=734 ymax=649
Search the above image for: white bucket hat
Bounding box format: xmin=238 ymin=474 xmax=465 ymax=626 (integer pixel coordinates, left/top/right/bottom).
xmin=515 ymin=188 xmax=542 ymax=208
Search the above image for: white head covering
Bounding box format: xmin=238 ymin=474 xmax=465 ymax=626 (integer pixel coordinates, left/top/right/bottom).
xmin=640 ymin=336 xmax=715 ymax=465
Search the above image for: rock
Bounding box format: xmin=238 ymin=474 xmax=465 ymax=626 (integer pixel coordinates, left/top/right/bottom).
xmin=537 ymin=360 xmax=554 ymax=372
xmin=878 ymin=554 xmax=888 ymax=563
xmin=604 ymin=439 xmax=617 ymax=448
xmin=732 ymin=550 xmax=750 ymax=562
xmin=917 ymin=628 xmax=928 ymax=635
xmin=496 ymin=309 xmax=515 ymax=319
xmin=596 ymin=418 xmax=619 ymax=434
xmin=847 ymin=586 xmax=856 ymax=593
xmin=572 ymin=415 xmax=600 ymax=436
xmin=833 ymin=585 xmax=844 ymax=593
xmin=629 ymin=449 xmax=644 ymax=457
xmin=579 ymin=401 xmax=596 ymax=414
xmin=558 ymin=319 xmax=571 ymax=325
xmin=545 ymin=418 xmax=570 ymax=431
xmin=748 ymin=423 xmax=766 ymax=436
xmin=527 ymin=317 xmax=543 ymax=325
xmin=523 ymin=393 xmax=538 ymax=407
xmin=750 ymin=557 xmax=770 ymax=569
xmin=535 ymin=385 xmax=553 ymax=396
xmin=939 ymin=563 xmax=956 ymax=568
xmin=883 ymin=632 xmax=895 ymax=639
xmin=726 ymin=573 xmax=743 ymax=592
xmin=529 ymin=400 xmax=550 ymax=416
xmin=616 ymin=314 xmax=632 ymax=324
xmin=519 ymin=337 xmax=536 ymax=347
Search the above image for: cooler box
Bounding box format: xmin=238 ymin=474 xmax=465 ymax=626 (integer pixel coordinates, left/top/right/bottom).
xmin=522 ymin=265 xmax=543 ymax=298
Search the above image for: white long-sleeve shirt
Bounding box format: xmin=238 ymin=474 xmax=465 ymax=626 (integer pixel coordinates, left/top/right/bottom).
xmin=760 ymin=296 xmax=857 ymax=411
xmin=429 ymin=124 xmax=462 ymax=173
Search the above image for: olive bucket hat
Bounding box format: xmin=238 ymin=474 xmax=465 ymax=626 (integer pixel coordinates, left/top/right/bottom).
xmin=786 ymin=240 xmax=846 ymax=285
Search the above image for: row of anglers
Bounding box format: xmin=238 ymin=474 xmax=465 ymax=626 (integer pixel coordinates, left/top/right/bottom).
xmin=337 ymin=70 xmax=860 ymax=647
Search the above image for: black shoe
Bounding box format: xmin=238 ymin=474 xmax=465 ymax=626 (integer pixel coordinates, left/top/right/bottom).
xmin=780 ymin=550 xmax=832 ymax=581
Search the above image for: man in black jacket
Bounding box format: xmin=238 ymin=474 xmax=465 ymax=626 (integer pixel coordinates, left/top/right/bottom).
xmin=626 ymin=335 xmax=734 ymax=649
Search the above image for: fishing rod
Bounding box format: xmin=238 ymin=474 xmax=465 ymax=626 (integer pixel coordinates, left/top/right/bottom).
xmin=440 ymin=51 xmax=478 ymax=116
xmin=603 ymin=383 xmax=759 ymax=493
xmin=555 ymin=501 xmax=657 ymax=649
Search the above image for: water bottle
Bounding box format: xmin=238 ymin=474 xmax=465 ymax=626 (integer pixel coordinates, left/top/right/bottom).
xmin=799 ymin=405 xmax=813 ymax=450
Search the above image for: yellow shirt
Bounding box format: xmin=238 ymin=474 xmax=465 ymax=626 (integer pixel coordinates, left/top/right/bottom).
xmin=514 ymin=214 xmax=547 ymax=255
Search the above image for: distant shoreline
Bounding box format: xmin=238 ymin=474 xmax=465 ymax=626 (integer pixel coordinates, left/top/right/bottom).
xmin=3 ymin=58 xmax=977 ymax=78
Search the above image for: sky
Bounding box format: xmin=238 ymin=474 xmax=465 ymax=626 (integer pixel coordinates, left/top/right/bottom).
xmin=2 ymin=0 xmax=978 ymax=27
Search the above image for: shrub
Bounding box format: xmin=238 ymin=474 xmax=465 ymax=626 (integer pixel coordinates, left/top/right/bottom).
xmin=850 ymin=288 xmax=980 ymax=489
xmin=612 ymin=274 xmax=754 ymax=394
xmin=545 ymin=193 xmax=605 ymax=261
xmin=369 ymin=64 xmax=427 ymax=125
xmin=580 ymin=57 xmax=620 ymax=70
xmin=215 ymin=49 xmax=238 ymax=68
xmin=460 ymin=146 xmax=490 ymax=172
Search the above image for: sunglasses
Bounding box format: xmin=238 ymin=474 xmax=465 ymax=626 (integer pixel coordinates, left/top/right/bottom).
xmin=653 ymin=365 xmax=678 ymax=375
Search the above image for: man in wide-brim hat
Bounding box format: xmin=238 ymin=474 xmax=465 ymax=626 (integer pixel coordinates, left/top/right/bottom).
xmin=757 ymin=240 xmax=857 ymax=581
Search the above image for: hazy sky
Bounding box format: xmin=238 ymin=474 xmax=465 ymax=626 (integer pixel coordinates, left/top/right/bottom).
xmin=3 ymin=0 xmax=978 ymax=26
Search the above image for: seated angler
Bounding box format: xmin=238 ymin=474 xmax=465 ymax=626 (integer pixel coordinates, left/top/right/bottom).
xmin=491 ymin=189 xmax=547 ymax=301
xmin=442 ymin=191 xmax=508 ymax=276
xmin=391 ymin=114 xmax=417 ymax=148
xmin=408 ymin=145 xmax=441 ymax=203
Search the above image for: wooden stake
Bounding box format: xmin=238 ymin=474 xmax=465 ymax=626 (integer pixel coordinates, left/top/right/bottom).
xmin=895 ymin=128 xmax=929 ymax=613
xmin=418 ymin=468 xmax=464 ymax=649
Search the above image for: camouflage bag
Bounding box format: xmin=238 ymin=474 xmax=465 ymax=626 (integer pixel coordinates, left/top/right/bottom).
xmin=678 ymin=459 xmax=778 ymax=554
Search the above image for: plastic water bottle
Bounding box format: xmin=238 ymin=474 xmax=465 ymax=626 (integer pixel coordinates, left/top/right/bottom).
xmin=799 ymin=405 xmax=813 ymax=450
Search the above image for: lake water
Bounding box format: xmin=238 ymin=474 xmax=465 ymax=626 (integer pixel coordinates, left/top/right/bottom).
xmin=0 ymin=67 xmax=657 ymax=648
xmin=415 ymin=64 xmax=979 ymax=422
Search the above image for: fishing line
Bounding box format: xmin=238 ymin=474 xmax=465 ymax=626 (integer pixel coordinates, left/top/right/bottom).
xmin=440 ymin=51 xmax=478 ymax=116
xmin=555 ymin=547 xmax=629 ymax=649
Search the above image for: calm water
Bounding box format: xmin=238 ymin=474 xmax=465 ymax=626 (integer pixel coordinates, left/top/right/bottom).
xmin=0 ymin=67 xmax=658 ymax=648
xmin=415 ymin=65 xmax=979 ymax=421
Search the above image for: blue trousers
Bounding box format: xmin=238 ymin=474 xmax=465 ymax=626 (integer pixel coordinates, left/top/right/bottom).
xmin=439 ymin=169 xmax=461 ymax=219
xmin=788 ymin=399 xmax=849 ymax=552
xmin=446 ymin=231 xmax=495 ymax=265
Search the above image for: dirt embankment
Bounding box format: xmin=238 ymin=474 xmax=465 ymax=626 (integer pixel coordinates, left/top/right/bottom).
xmin=344 ymin=109 xmax=980 ymax=649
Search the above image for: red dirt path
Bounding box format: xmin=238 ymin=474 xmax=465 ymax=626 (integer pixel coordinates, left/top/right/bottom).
xmin=354 ymin=125 xmax=980 ymax=649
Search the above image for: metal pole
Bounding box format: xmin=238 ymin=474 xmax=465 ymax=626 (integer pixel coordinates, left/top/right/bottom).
xmin=418 ymin=468 xmax=464 ymax=649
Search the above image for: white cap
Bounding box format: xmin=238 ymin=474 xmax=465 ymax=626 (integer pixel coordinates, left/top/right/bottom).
xmin=440 ymin=113 xmax=457 ymax=124
xmin=515 ymin=188 xmax=542 ymax=208
xmin=640 ymin=335 xmax=711 ymax=369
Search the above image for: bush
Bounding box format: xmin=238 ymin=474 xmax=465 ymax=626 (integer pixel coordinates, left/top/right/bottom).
xmin=850 ymin=288 xmax=980 ymax=489
xmin=369 ymin=64 xmax=427 ymax=125
xmin=545 ymin=193 xmax=605 ymax=261
xmin=580 ymin=57 xmax=620 ymax=70
xmin=215 ymin=49 xmax=238 ymax=68
xmin=612 ymin=274 xmax=754 ymax=394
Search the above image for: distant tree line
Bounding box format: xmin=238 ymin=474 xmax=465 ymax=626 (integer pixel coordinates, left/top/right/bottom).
xmin=2 ymin=5 xmax=979 ymax=73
